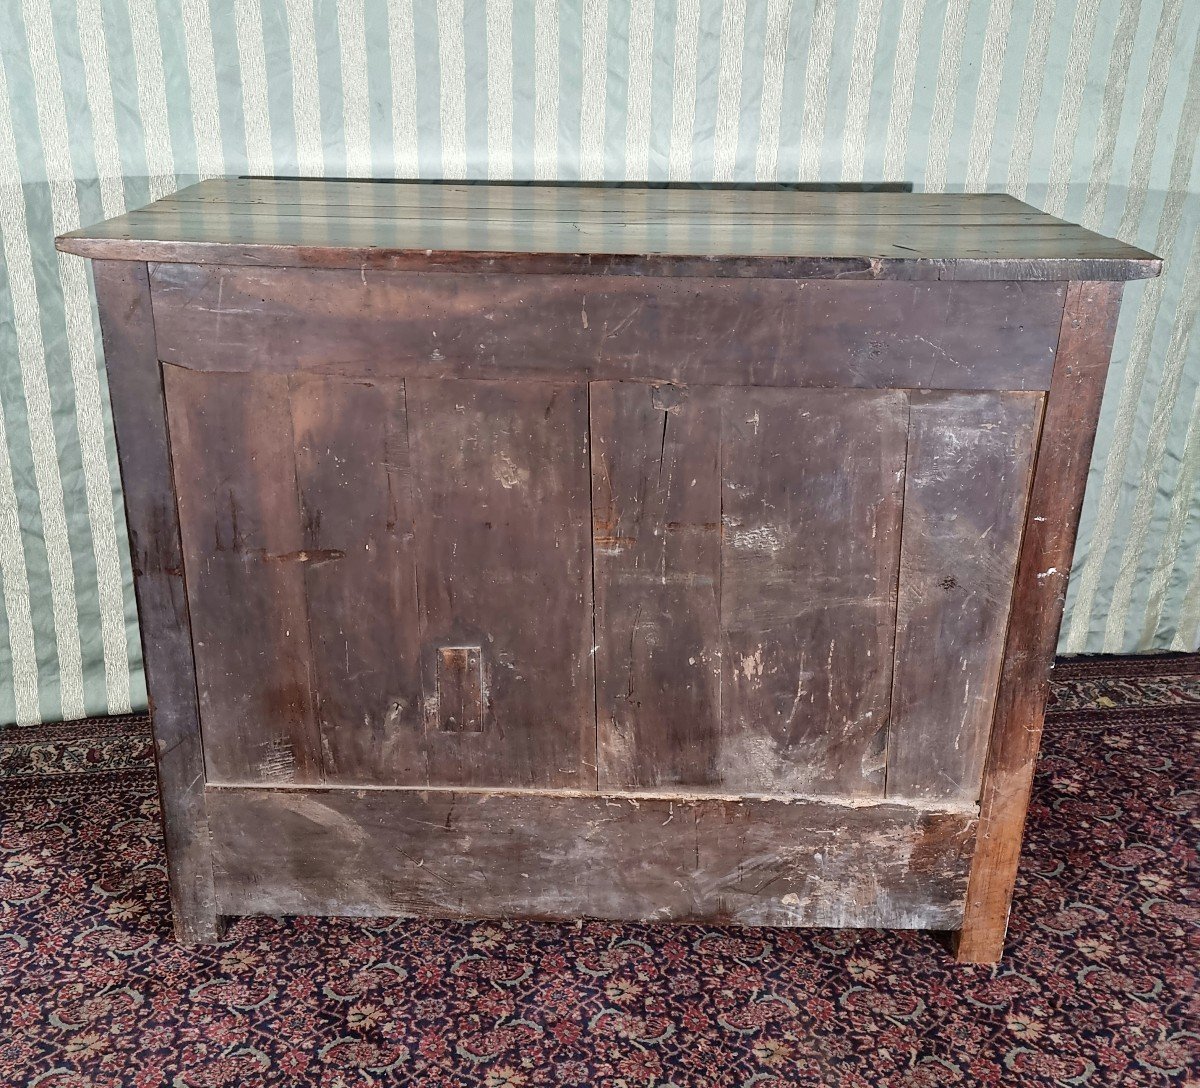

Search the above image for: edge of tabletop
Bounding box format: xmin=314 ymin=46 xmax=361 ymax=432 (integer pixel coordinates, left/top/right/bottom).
xmin=53 ymin=233 xmax=1163 ymax=283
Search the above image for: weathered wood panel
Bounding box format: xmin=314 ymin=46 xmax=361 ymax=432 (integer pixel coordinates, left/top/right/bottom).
xmin=60 ymin=178 xmax=1162 ymax=282
xmin=149 ymin=266 xmax=1065 ymax=392
xmin=152 ymin=180 xmax=1066 ymax=217
xmin=956 ymin=282 xmax=1124 ymax=963
xmin=288 ymin=376 xmax=426 ymax=784
xmin=164 ymin=367 xmax=323 ymax=785
xmin=405 ymin=378 xmax=596 ymax=788
xmin=886 ymin=392 xmax=1043 ymax=804
xmin=720 ymin=389 xmax=906 ymax=797
xmin=92 ymin=261 xmax=221 ymax=944
xmin=207 ymin=786 xmax=977 ymax=930
xmin=158 ymin=179 xmax=1048 ymax=216
xmin=591 ymin=386 xmax=907 ymax=795
xmin=591 ymin=382 xmax=723 ymax=787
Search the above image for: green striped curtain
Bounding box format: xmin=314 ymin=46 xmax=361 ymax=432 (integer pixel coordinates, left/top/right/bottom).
xmin=1 ymin=0 xmax=1198 ymax=727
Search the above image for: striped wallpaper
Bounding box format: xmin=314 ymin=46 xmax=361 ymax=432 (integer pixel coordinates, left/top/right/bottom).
xmin=0 ymin=0 xmax=1198 ymax=727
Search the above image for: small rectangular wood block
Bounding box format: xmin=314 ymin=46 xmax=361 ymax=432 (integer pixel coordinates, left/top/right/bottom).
xmin=437 ymin=648 xmax=483 ymax=733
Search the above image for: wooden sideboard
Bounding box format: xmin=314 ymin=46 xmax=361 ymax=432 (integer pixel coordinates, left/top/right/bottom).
xmin=60 ymin=179 xmax=1159 ymax=962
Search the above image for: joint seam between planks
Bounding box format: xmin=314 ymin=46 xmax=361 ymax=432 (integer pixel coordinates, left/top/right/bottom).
xmin=202 ymin=780 xmax=979 ymax=816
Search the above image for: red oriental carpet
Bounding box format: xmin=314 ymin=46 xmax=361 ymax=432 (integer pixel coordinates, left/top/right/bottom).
xmin=1 ymin=655 xmax=1197 ymax=1087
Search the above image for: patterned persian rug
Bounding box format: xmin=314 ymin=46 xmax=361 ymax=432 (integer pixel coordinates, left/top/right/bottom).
xmin=1 ymin=656 xmax=1197 ymax=1087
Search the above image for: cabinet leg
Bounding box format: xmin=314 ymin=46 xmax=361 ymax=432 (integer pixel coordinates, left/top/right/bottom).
xmin=951 ymin=924 xmax=1004 ymax=965
xmin=951 ymin=284 xmax=1124 ymax=971
xmin=172 ymin=909 xmax=226 ymax=946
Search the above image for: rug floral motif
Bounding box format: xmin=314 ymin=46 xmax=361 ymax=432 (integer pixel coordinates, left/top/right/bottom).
xmin=0 ymin=659 xmax=1196 ymax=1086
xmin=1046 ymin=672 xmax=1200 ymax=715
xmin=0 ymin=714 xmax=153 ymax=779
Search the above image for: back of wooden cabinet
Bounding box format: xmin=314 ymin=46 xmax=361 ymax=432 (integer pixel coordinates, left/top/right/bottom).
xmin=163 ymin=363 xmax=1039 ymax=809
xmin=74 ymin=175 xmax=1149 ymax=950
xmin=70 ymin=168 xmax=1151 ymax=951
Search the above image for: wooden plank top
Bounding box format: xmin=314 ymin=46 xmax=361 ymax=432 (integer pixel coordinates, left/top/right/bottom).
xmin=57 ymin=177 xmax=1161 ymax=282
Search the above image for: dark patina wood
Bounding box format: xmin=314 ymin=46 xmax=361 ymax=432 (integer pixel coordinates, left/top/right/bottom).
xmin=64 ymin=181 xmax=1157 ymax=962
xmin=405 ymin=377 xmax=596 ymax=789
xmin=59 ymin=178 xmax=1159 ymax=282
xmin=91 ymin=262 xmax=220 ymax=943
xmin=206 ymin=786 xmax=977 ymax=930
xmin=165 ymin=366 xmax=324 ymax=786
xmin=288 ymin=375 xmax=425 ymax=784
xmin=886 ymin=392 xmax=1043 ymax=805
xmin=148 ymin=265 xmax=1067 ymax=392
xmin=590 ymin=380 xmax=724 ymax=788
xmin=591 ymin=384 xmax=906 ymax=796
xmin=955 ymin=282 xmax=1125 ymax=963
xmin=718 ymin=388 xmax=906 ymax=797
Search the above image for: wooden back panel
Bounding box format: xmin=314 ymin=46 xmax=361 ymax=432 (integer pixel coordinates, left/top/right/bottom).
xmin=591 ymin=383 xmax=1038 ymax=802
xmin=149 ymin=265 xmax=1066 ymax=392
xmin=165 ymin=364 xmax=1037 ymax=803
xmin=165 ymin=368 xmax=595 ymax=789
xmin=591 ymin=383 xmax=906 ymax=797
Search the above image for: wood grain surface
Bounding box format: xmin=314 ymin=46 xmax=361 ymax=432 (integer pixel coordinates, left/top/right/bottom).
xmin=591 ymin=384 xmax=907 ymax=797
xmin=404 ymin=378 xmax=596 ymax=789
xmin=288 ymin=376 xmax=426 ymax=784
xmin=719 ymin=388 xmax=907 ymax=797
xmin=92 ymin=262 xmax=221 ymax=943
xmin=208 ymin=785 xmax=977 ymax=930
xmin=164 ymin=370 xmax=596 ymax=791
xmin=149 ymin=265 xmax=1065 ymax=392
xmin=590 ymin=381 xmax=724 ymax=788
xmin=76 ymin=182 xmax=1146 ymax=952
xmin=886 ymin=392 xmax=1043 ymax=804
xmin=58 ymin=178 xmax=1160 ymax=282
xmin=165 ymin=366 xmax=324 ymax=786
xmin=956 ymin=282 xmax=1125 ymax=963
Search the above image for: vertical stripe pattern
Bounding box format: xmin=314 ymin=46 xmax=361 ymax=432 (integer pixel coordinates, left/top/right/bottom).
xmin=753 ymin=0 xmax=790 ymax=182
xmin=579 ymin=0 xmax=608 ymax=180
xmin=486 ymin=0 xmax=514 ymax=180
xmin=668 ymin=0 xmax=701 ymax=182
xmin=965 ymin=0 xmax=1014 ymax=191
xmin=711 ymin=0 xmax=747 ymax=182
xmin=922 ymin=0 xmax=970 ymax=192
xmin=0 ymin=26 xmax=86 ymax=721
xmin=0 ymin=397 xmax=38 ymax=724
xmin=1005 ymin=0 xmax=1056 ymax=200
xmin=286 ymin=0 xmax=324 ymax=177
xmin=881 ymin=0 xmax=927 ymax=182
xmin=235 ymin=0 xmax=274 ymax=177
xmin=532 ymin=0 xmax=558 ymax=180
xmin=623 ymin=0 xmax=654 ymax=181
xmin=337 ymin=0 xmax=373 ymax=178
xmin=181 ymin=0 xmax=223 ymax=178
xmin=0 ymin=0 xmax=1198 ymax=727
xmin=21 ymin=0 xmax=130 ymax=714
xmin=436 ymin=0 xmax=467 ymax=179
xmin=386 ymin=0 xmax=419 ymax=179
xmin=841 ymin=0 xmax=884 ymax=183
xmin=796 ymin=0 xmax=836 ymax=181
xmin=74 ymin=0 xmax=126 ymax=217
xmin=126 ymin=0 xmax=176 ymax=199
